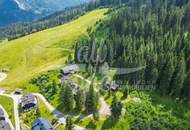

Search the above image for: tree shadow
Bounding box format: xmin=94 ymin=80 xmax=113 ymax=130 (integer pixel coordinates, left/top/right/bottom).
xmin=56 ymin=97 xmax=64 ymax=112
xmin=121 ymin=95 xmax=127 ymax=100
xmin=74 ymin=118 xmax=82 ymax=124
xmin=105 ymin=94 xmax=111 ymax=100
xmin=86 ymin=120 xmax=97 ymax=130
xmin=101 ymin=117 xmax=119 ymax=130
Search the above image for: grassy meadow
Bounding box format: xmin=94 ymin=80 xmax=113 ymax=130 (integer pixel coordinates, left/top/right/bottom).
xmin=0 ymin=8 xmax=108 ymax=88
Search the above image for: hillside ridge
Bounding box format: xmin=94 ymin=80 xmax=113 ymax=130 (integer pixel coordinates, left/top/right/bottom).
xmin=0 ymin=8 xmax=108 ymax=88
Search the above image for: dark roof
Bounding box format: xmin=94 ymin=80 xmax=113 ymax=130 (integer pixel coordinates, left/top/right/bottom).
xmin=110 ymin=81 xmax=119 ymax=88
xmin=61 ymin=64 xmax=79 ymax=74
xmin=32 ymin=118 xmax=54 ymax=130
xmin=14 ymin=90 xmax=22 ymax=94
xmin=21 ymin=94 xmax=36 ymax=106
xmin=0 ymin=120 xmax=11 ymax=130
xmin=103 ymin=80 xmax=120 ymax=91
xmin=22 ymin=94 xmax=35 ymax=99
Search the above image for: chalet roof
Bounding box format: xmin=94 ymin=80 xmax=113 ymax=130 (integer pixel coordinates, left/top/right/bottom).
xmin=61 ymin=64 xmax=79 ymax=74
xmin=0 ymin=120 xmax=11 ymax=130
xmin=107 ymin=80 xmax=119 ymax=87
xmin=103 ymin=80 xmax=120 ymax=91
xmin=32 ymin=118 xmax=54 ymax=130
xmin=22 ymin=94 xmax=35 ymax=100
xmin=21 ymin=94 xmax=36 ymax=106
xmin=14 ymin=88 xmax=22 ymax=94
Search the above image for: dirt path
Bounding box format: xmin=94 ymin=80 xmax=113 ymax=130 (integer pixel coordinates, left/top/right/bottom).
xmin=74 ymin=74 xmax=111 ymax=117
xmin=99 ymin=97 xmax=111 ymax=117
xmin=33 ymin=93 xmax=86 ymax=130
xmin=0 ymin=93 xmax=21 ymax=130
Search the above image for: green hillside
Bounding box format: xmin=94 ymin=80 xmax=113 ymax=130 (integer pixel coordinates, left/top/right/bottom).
xmin=0 ymin=8 xmax=108 ymax=88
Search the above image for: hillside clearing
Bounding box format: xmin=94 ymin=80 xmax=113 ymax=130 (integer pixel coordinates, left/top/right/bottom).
xmin=0 ymin=8 xmax=108 ymax=88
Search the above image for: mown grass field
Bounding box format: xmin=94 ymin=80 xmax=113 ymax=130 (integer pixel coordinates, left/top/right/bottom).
xmin=0 ymin=8 xmax=108 ymax=88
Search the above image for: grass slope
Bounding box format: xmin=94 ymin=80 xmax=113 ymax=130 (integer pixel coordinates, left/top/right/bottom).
xmin=0 ymin=8 xmax=107 ymax=88
xmin=0 ymin=96 xmax=14 ymax=126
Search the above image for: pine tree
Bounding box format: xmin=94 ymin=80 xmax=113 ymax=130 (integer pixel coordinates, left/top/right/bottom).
xmin=145 ymin=53 xmax=158 ymax=83
xmin=158 ymin=53 xmax=175 ymax=95
xmin=75 ymin=89 xmax=85 ymax=112
xmin=67 ymin=54 xmax=73 ymax=64
xmin=85 ymin=81 xmax=98 ymax=113
xmin=123 ymin=85 xmax=129 ymax=98
xmin=63 ymin=84 xmax=74 ymax=111
xmin=170 ymin=53 xmax=186 ymax=96
xmin=93 ymin=111 xmax=99 ymax=121
xmin=111 ymin=95 xmax=122 ymax=118
xmin=74 ymin=43 xmax=79 ymax=63
xmin=36 ymin=107 xmax=41 ymax=117
xmin=66 ymin=117 xmax=74 ymax=130
xmin=52 ymin=80 xmax=57 ymax=94
xmin=106 ymin=40 xmax=114 ymax=65
xmin=183 ymin=71 xmax=190 ymax=104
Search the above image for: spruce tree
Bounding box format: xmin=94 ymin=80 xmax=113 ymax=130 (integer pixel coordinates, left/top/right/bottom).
xmin=67 ymin=54 xmax=73 ymax=64
xmin=111 ymin=95 xmax=122 ymax=118
xmin=74 ymin=43 xmax=79 ymax=63
xmin=93 ymin=111 xmax=99 ymax=121
xmin=145 ymin=53 xmax=158 ymax=83
xmin=66 ymin=117 xmax=74 ymax=130
xmin=170 ymin=53 xmax=186 ymax=96
xmin=123 ymin=86 xmax=129 ymax=98
xmin=75 ymin=89 xmax=85 ymax=112
xmin=158 ymin=53 xmax=175 ymax=95
xmin=52 ymin=80 xmax=57 ymax=94
xmin=63 ymin=84 xmax=74 ymax=111
xmin=85 ymin=81 xmax=98 ymax=113
xmin=183 ymin=71 xmax=190 ymax=104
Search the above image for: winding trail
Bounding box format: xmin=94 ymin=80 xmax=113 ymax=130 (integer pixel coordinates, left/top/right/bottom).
xmin=0 ymin=104 xmax=14 ymax=130
xmin=0 ymin=93 xmax=21 ymax=130
xmin=99 ymin=97 xmax=111 ymax=117
xmin=0 ymin=73 xmax=110 ymax=129
xmin=0 ymin=73 xmax=20 ymax=130
xmin=33 ymin=93 xmax=86 ymax=130
xmin=0 ymin=92 xmax=86 ymax=130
